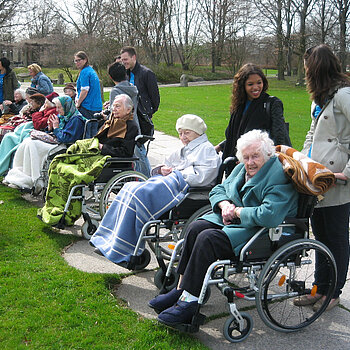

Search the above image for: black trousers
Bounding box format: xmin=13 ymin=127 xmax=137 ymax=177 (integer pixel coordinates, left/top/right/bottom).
xmin=311 ymin=202 xmax=350 ymax=298
xmin=176 ymin=220 xmax=235 ymax=297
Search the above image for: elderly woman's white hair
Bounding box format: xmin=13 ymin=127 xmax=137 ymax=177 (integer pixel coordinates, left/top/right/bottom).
xmin=15 ymin=88 xmax=26 ymax=100
xmin=236 ymin=129 xmax=275 ymax=163
xmin=112 ymin=93 xmax=134 ymax=111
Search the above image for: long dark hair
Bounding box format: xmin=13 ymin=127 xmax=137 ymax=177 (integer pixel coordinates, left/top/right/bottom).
xmin=0 ymin=57 xmax=11 ymax=74
xmin=74 ymin=51 xmax=90 ymax=69
xmin=230 ymin=63 xmax=268 ymax=113
xmin=304 ymin=44 xmax=350 ymax=106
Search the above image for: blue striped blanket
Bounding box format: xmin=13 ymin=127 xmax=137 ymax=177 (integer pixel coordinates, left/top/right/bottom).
xmin=90 ymin=170 xmax=189 ymax=264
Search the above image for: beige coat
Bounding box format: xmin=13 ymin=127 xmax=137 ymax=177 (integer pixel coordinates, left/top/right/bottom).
xmin=302 ymin=87 xmax=350 ymax=207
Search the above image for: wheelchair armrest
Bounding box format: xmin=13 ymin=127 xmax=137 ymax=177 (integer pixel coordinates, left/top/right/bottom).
xmin=283 ymin=217 xmax=309 ymax=232
xmin=135 ymin=135 xmax=155 ymax=143
xmin=187 ymin=186 xmax=212 ymax=193
xmin=104 ymin=157 xmax=139 ymax=164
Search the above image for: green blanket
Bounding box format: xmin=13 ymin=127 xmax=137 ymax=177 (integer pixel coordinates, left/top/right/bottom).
xmin=38 ymin=138 xmax=110 ymax=226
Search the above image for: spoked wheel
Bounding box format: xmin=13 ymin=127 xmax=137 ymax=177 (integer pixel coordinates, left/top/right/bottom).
xmin=148 ymin=204 xmax=213 ymax=262
xmin=81 ymin=219 xmax=99 ymax=240
xmin=154 ymin=265 xmax=179 ymax=291
xmin=256 ymin=239 xmax=337 ymax=333
xmin=223 ymin=312 xmax=253 ymax=343
xmin=99 ymin=171 xmax=147 ymax=217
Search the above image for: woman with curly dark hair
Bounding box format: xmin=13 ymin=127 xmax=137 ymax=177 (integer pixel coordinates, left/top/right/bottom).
xmin=294 ymin=44 xmax=350 ymax=311
xmin=215 ymin=63 xmax=290 ymax=170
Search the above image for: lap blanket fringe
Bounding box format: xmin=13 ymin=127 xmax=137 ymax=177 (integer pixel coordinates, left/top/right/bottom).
xmin=38 ymin=138 xmax=110 ymax=226
xmin=90 ymin=170 xmax=189 ymax=264
xmin=276 ymin=145 xmax=335 ymax=196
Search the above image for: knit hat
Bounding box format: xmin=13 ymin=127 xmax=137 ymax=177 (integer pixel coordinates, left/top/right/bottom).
xmin=45 ymin=91 xmax=59 ymax=102
xmin=25 ymin=87 xmax=39 ymax=96
xmin=29 ymin=93 xmax=46 ymax=107
xmin=63 ymin=83 xmax=76 ymax=92
xmin=176 ymin=114 xmax=207 ymax=135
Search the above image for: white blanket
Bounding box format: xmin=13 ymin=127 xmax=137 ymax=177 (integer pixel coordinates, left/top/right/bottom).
xmin=4 ymin=137 xmax=57 ymax=189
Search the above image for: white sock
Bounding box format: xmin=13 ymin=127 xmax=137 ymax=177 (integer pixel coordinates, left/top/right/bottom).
xmin=179 ymin=290 xmax=199 ymax=303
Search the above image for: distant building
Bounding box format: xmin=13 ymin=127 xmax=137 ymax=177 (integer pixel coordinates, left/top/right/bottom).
xmin=0 ymin=39 xmax=56 ymax=67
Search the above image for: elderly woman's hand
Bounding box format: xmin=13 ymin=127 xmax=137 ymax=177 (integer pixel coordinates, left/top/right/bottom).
xmin=160 ymin=166 xmax=173 ymax=176
xmin=48 ymin=114 xmax=59 ymax=131
xmin=218 ymin=200 xmax=237 ymax=225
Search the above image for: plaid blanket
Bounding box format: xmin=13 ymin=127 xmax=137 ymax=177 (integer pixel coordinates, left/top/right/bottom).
xmin=90 ymin=170 xmax=189 ymax=264
xmin=276 ymin=145 xmax=335 ymax=195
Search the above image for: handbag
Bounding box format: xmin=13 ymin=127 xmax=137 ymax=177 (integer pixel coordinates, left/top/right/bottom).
xmin=30 ymin=129 xmax=59 ymax=144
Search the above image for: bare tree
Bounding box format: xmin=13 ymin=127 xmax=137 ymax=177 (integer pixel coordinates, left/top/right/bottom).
xmin=332 ymin=0 xmax=350 ymax=71
xmin=166 ymin=0 xmax=202 ymax=70
xmin=0 ymin=0 xmax=20 ymax=29
xmin=253 ymin=0 xmax=288 ymax=80
xmin=292 ymin=0 xmax=315 ymax=84
xmin=197 ymin=0 xmax=242 ymax=73
xmin=54 ymin=0 xmax=109 ymax=37
xmin=310 ymin=0 xmax=337 ymax=44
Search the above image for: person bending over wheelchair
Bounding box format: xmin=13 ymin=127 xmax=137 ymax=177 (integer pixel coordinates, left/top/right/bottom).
xmin=148 ymin=129 xmax=299 ymax=328
xmin=38 ymin=94 xmax=139 ymax=226
xmin=90 ymin=114 xmax=221 ymax=265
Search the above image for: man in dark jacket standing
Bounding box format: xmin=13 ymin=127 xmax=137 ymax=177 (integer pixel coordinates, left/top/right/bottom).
xmin=120 ymin=46 xmax=160 ymax=177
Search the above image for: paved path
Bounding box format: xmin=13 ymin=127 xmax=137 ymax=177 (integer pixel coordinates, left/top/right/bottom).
xmin=20 ymin=80 xmax=350 ymax=349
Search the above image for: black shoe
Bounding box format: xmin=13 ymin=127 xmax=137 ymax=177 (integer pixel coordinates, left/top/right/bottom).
xmin=148 ymin=288 xmax=183 ymax=314
xmin=157 ymin=301 xmax=198 ymax=326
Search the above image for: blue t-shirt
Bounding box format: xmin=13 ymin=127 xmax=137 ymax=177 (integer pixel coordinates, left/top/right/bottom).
xmin=0 ymin=73 xmax=5 ymax=103
xmin=76 ymin=66 xmax=102 ymax=112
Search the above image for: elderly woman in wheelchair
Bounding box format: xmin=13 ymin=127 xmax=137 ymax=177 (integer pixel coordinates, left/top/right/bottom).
xmin=38 ymin=94 xmax=139 ymax=227
xmin=149 ymin=129 xmax=300 ymax=328
xmin=89 ymin=114 xmax=222 ymax=267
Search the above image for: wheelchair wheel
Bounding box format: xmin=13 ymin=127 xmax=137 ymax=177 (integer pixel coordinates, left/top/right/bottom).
xmin=154 ymin=265 xmax=179 ymax=292
xmin=81 ymin=219 xmax=99 ymax=240
xmin=99 ymin=171 xmax=147 ymax=217
xmin=148 ymin=204 xmax=213 ymax=262
xmin=256 ymin=239 xmax=336 ymax=333
xmin=223 ymin=312 xmax=253 ymax=343
xmin=133 ymin=249 xmax=151 ymax=270
xmin=180 ymin=204 xmax=212 ymax=240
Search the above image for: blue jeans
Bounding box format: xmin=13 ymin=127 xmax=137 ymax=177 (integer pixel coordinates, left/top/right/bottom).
xmin=311 ymin=202 xmax=350 ymax=298
xmin=78 ymin=106 xmax=100 ymax=138
xmin=134 ymin=144 xmax=151 ymax=178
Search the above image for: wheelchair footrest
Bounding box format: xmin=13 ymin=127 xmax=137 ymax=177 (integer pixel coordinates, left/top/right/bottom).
xmin=168 ymin=313 xmax=206 ymax=333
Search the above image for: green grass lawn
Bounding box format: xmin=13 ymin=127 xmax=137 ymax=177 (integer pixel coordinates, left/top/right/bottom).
xmin=1 ymin=78 xmax=312 ymax=349
xmin=0 ymin=186 xmax=208 ymax=349
xmin=155 ymin=77 xmax=311 ymax=150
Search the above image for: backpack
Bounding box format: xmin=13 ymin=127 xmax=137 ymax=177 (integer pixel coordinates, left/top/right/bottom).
xmin=136 ymin=95 xmax=154 ymax=139
xmin=265 ymin=96 xmax=292 ymax=147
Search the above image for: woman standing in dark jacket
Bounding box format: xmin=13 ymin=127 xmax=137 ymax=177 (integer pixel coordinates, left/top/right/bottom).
xmin=216 ymin=64 xmax=290 ymax=166
xmin=0 ymin=57 xmax=20 ymax=105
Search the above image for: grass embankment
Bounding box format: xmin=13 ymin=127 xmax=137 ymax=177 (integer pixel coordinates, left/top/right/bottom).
xmin=1 ymin=78 xmax=311 ymax=349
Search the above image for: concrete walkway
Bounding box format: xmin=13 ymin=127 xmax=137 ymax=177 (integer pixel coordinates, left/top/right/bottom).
xmin=50 ymin=130 xmax=350 ymax=350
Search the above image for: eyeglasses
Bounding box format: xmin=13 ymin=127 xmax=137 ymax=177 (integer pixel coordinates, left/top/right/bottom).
xmin=74 ymin=58 xmax=83 ymax=63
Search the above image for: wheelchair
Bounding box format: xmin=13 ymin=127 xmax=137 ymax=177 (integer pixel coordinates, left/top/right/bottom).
xmin=122 ymin=158 xmax=236 ymax=276
xmin=37 ymin=131 xmax=153 ymax=239
xmin=156 ymin=193 xmax=337 ymax=343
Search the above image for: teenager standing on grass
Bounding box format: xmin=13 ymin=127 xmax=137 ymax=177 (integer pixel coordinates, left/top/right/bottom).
xmin=74 ymin=51 xmax=102 ymax=138
xmin=294 ymin=44 xmax=350 ymax=311
xmin=215 ymin=63 xmax=290 ymax=173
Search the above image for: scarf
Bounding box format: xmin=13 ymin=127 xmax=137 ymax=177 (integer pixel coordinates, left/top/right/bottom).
xmin=57 ymin=96 xmax=81 ymax=129
xmin=96 ymin=114 xmax=132 ymax=139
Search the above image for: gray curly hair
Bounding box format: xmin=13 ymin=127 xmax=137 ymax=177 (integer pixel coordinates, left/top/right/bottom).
xmin=236 ymin=129 xmax=275 ymax=163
